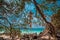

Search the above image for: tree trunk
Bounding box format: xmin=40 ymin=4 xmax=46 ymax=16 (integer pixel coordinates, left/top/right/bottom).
xmin=33 ymin=0 xmax=57 ymax=40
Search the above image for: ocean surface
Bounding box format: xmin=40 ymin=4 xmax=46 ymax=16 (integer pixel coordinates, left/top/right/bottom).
xmin=20 ymin=28 xmax=45 ymax=35
xmin=0 ymin=28 xmax=45 ymax=35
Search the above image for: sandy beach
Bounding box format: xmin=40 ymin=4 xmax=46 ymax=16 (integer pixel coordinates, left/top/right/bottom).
xmin=0 ymin=33 xmax=55 ymax=40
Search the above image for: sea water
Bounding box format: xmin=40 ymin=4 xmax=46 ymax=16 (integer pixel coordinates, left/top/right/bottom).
xmin=20 ymin=28 xmax=45 ymax=35
xmin=0 ymin=28 xmax=45 ymax=35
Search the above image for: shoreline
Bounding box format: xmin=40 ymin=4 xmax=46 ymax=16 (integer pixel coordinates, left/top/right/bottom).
xmin=0 ymin=32 xmax=55 ymax=40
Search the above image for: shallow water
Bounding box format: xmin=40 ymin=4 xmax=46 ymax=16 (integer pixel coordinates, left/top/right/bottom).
xmin=0 ymin=28 xmax=45 ymax=35
xmin=21 ymin=28 xmax=45 ymax=34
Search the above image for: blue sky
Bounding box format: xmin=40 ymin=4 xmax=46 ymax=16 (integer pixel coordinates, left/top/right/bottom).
xmin=0 ymin=0 xmax=60 ymax=28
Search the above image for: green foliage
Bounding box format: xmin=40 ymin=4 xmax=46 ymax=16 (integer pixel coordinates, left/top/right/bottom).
xmin=0 ymin=0 xmax=3 ymax=3
xmin=51 ymin=10 xmax=60 ymax=32
xmin=22 ymin=0 xmax=31 ymax=2
xmin=39 ymin=4 xmax=49 ymax=11
xmin=0 ymin=26 xmax=9 ymax=33
xmin=10 ymin=27 xmax=21 ymax=37
xmin=0 ymin=26 xmax=4 ymax=31
xmin=17 ymin=1 xmax=25 ymax=11
xmin=46 ymin=0 xmax=56 ymax=3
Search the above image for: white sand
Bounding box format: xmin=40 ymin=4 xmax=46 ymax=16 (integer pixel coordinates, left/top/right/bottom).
xmin=41 ymin=35 xmax=54 ymax=39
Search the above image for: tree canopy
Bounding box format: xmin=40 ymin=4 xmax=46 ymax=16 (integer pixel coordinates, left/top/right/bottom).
xmin=0 ymin=0 xmax=60 ymax=39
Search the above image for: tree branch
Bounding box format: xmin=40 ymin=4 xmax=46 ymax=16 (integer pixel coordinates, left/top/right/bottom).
xmin=0 ymin=17 xmax=11 ymax=25
xmin=33 ymin=0 xmax=57 ymax=39
xmin=33 ymin=0 xmax=47 ymax=23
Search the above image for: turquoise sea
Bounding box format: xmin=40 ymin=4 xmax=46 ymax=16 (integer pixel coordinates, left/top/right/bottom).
xmin=20 ymin=28 xmax=45 ymax=35
xmin=0 ymin=28 xmax=45 ymax=35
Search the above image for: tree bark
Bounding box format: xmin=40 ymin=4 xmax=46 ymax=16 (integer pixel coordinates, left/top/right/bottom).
xmin=33 ymin=0 xmax=57 ymax=40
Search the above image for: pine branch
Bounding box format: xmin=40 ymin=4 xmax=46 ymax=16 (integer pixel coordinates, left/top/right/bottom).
xmin=33 ymin=0 xmax=57 ymax=39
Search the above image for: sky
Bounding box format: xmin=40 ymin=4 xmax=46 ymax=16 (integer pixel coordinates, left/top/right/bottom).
xmin=0 ymin=0 xmax=60 ymax=28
